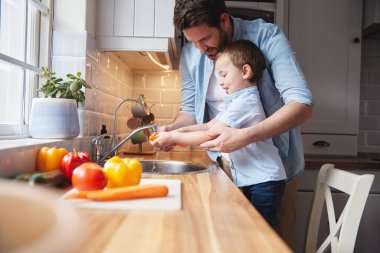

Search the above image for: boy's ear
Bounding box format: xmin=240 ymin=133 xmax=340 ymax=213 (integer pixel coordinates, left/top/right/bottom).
xmin=242 ymin=64 xmax=254 ymax=80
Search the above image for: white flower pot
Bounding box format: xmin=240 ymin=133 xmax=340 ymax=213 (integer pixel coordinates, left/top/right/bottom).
xmin=29 ymin=98 xmax=80 ymax=139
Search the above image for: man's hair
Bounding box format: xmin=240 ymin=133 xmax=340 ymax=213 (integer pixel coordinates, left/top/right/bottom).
xmin=173 ymin=0 xmax=228 ymax=30
xmin=217 ymin=40 xmax=266 ymax=83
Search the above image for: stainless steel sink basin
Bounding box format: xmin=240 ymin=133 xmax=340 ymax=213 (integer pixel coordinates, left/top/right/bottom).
xmin=139 ymin=160 xmax=213 ymax=174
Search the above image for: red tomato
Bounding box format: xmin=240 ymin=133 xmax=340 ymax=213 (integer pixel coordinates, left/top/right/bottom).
xmin=72 ymin=162 xmax=107 ymax=191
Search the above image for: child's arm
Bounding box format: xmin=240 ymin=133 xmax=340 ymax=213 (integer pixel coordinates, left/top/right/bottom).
xmin=151 ymin=120 xmax=224 ymax=147
xmin=176 ymin=119 xmax=217 ymax=132
xmin=176 ymin=122 xmax=209 ymax=133
xmin=151 ymin=130 xmax=212 ymax=147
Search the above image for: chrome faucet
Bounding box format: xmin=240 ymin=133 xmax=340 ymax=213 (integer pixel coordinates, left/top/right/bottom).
xmin=97 ymin=124 xmax=159 ymax=164
xmin=111 ymin=96 xmax=148 ymax=148
xmin=91 ymin=95 xmax=154 ymax=165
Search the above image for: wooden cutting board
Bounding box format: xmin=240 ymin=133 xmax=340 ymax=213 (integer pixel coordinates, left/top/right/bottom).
xmin=63 ymin=179 xmax=181 ymax=211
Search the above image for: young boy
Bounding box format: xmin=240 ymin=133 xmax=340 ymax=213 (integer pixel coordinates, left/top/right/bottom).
xmin=150 ymin=40 xmax=286 ymax=227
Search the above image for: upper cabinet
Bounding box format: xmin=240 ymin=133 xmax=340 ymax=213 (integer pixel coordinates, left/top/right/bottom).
xmin=363 ymin=0 xmax=380 ymax=37
xmin=289 ymin=0 xmax=362 ymax=156
xmin=96 ymin=0 xmax=179 ymax=69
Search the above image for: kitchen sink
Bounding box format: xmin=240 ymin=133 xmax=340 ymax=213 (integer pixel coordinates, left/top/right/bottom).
xmin=139 ymin=160 xmax=213 ymax=174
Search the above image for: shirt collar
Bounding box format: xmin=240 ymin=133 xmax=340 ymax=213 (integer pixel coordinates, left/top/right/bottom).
xmin=224 ymin=86 xmax=257 ymax=103
xmin=231 ymin=16 xmax=242 ymax=41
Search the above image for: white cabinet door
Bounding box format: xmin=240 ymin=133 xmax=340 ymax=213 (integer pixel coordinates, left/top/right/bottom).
xmin=114 ymin=0 xmax=134 ymax=36
xmin=97 ymin=0 xmax=176 ymax=39
xmin=134 ymin=0 xmax=155 ymax=37
xmin=155 ymin=0 xmax=175 ymax=37
xmin=96 ymin=0 xmax=115 ymax=36
xmin=289 ymin=0 xmax=362 ymax=135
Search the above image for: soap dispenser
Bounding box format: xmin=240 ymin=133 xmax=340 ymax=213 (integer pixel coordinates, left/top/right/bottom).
xmin=101 ymin=125 xmax=111 ymax=156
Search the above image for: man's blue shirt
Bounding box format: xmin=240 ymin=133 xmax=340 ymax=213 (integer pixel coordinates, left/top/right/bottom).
xmin=179 ymin=17 xmax=313 ymax=181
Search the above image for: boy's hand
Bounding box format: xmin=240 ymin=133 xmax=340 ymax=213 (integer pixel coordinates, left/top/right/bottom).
xmin=149 ymin=131 xmax=176 ymax=151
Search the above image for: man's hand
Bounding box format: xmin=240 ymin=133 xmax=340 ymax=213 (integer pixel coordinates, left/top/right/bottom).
xmin=200 ymin=126 xmax=249 ymax=153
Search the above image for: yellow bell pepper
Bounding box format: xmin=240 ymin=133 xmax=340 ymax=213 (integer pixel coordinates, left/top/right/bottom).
xmin=103 ymin=156 xmax=142 ymax=188
xmin=37 ymin=147 xmax=68 ymax=172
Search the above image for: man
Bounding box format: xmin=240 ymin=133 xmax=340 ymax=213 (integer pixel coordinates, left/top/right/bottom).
xmin=152 ymin=0 xmax=313 ymax=243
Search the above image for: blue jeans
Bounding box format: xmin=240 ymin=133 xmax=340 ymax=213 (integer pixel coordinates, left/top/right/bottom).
xmin=241 ymin=180 xmax=286 ymax=228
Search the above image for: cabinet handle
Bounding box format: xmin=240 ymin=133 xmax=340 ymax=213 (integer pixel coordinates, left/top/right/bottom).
xmin=353 ymin=37 xmax=361 ymax=43
xmin=312 ymin=140 xmax=330 ymax=147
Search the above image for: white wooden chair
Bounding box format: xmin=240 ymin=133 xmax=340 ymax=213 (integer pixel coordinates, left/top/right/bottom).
xmin=305 ymin=163 xmax=374 ymax=253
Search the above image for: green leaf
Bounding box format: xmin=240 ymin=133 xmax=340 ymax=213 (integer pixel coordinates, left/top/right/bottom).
xmin=38 ymin=67 xmax=90 ymax=103
xmin=70 ymin=81 xmax=80 ymax=92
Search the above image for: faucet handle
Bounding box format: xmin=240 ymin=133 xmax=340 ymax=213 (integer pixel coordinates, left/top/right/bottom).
xmin=152 ymin=124 xmax=159 ymax=133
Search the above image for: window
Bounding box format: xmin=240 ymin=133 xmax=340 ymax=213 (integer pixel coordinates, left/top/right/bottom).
xmin=0 ymin=0 xmax=51 ymax=138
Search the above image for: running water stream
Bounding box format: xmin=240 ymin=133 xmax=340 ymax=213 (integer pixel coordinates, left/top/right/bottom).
xmin=151 ymin=150 xmax=160 ymax=172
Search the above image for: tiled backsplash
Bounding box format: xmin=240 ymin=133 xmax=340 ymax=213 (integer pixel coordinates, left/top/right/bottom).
xmin=359 ymin=37 xmax=380 ymax=154
xmin=81 ymin=33 xmax=185 ymax=152
xmin=132 ymin=71 xmax=181 ymax=126
xmin=84 ymin=35 xmax=133 ymax=137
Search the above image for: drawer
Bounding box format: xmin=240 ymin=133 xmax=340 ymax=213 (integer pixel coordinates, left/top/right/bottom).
xmin=302 ymin=134 xmax=357 ymax=156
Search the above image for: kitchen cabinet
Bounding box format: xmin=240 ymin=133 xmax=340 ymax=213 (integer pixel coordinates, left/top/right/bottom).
xmin=288 ymin=0 xmax=362 ymax=156
xmin=363 ymin=0 xmax=380 ymax=37
xmin=114 ymin=0 xmax=134 ymax=36
xmin=291 ymin=168 xmax=380 ymax=253
xmin=97 ymin=0 xmax=175 ymax=38
xmin=96 ymin=0 xmax=179 ymax=69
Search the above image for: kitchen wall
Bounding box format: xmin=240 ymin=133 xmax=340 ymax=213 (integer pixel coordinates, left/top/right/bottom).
xmin=359 ymin=36 xmax=380 ymax=154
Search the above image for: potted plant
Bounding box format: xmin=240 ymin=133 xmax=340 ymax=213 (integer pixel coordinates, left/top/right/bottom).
xmin=29 ymin=67 xmax=91 ymax=139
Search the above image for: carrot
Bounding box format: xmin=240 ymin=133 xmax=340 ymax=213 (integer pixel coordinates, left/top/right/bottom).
xmin=149 ymin=135 xmax=158 ymax=141
xmin=66 ymin=184 xmax=169 ymax=201
xmin=65 ymin=190 xmax=97 ymax=199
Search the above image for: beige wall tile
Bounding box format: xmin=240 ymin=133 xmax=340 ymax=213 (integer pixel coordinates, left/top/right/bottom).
xmin=132 ymin=73 xmax=145 ymax=88
xmin=161 ymin=89 xmax=181 ymax=104
xmin=151 ymin=104 xmax=174 ymax=119
xmin=85 ymin=61 xmax=92 ymax=84
xmin=132 ymin=88 xmax=161 ymax=104
xmin=145 ymin=72 xmax=168 ymax=88
xmin=84 ymin=88 xmax=96 ymax=111
xmin=91 ymin=64 xmax=102 ymax=89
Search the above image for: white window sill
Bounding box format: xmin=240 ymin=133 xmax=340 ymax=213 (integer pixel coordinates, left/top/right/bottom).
xmin=0 ymin=138 xmax=65 ymax=150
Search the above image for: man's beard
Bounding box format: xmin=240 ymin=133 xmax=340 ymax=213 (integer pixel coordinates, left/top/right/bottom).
xmin=205 ymin=29 xmax=229 ymax=60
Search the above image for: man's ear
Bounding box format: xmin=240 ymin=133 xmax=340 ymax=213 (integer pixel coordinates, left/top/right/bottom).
xmin=220 ymin=13 xmax=230 ymax=28
xmin=242 ymin=64 xmax=254 ymax=80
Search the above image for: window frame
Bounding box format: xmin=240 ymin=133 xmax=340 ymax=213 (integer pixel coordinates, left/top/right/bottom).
xmin=0 ymin=0 xmax=52 ymax=139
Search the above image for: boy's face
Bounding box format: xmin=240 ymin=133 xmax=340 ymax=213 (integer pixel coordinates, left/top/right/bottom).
xmin=183 ymin=24 xmax=228 ymax=60
xmin=215 ymin=54 xmax=247 ymax=94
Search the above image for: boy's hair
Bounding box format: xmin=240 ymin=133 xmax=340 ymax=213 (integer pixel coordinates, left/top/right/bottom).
xmin=173 ymin=0 xmax=228 ymax=30
xmin=216 ymin=40 xmax=266 ymax=83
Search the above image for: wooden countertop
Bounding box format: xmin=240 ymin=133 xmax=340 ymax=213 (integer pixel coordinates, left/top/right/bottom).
xmin=73 ymin=151 xmax=291 ymax=253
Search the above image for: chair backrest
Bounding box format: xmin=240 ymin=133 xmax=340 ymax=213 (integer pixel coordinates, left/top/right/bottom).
xmin=305 ymin=163 xmax=374 ymax=253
